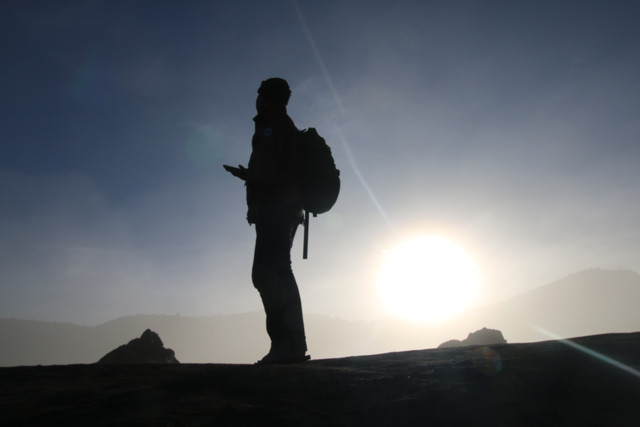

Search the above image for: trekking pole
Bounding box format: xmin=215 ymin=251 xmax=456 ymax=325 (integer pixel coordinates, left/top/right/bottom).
xmin=303 ymin=209 xmax=310 ymax=259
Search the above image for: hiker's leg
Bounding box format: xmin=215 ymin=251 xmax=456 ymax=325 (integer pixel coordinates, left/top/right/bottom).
xmin=278 ymin=219 xmax=306 ymax=353
xmin=252 ymin=218 xmax=285 ymax=350
xmin=252 ymin=205 xmax=306 ymax=354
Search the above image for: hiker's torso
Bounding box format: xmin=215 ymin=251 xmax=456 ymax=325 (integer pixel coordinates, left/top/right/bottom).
xmin=247 ymin=107 xmax=302 ymax=211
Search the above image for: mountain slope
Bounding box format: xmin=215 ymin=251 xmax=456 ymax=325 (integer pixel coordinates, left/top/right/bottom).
xmin=2 ymin=332 xmax=639 ymax=426
xmin=460 ymin=269 xmax=640 ymax=342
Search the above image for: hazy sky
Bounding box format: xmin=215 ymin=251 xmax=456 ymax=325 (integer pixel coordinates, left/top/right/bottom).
xmin=2 ymin=0 xmax=639 ymax=325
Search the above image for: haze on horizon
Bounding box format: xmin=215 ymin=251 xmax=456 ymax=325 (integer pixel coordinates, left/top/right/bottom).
xmin=1 ymin=1 xmax=639 ymax=327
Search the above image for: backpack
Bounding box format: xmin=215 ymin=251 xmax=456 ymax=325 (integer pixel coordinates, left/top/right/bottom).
xmin=296 ymin=128 xmax=340 ymax=259
xmin=297 ymin=128 xmax=340 ymax=215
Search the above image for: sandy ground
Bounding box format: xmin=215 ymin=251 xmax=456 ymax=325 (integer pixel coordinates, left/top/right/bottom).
xmin=1 ymin=332 xmax=639 ymax=426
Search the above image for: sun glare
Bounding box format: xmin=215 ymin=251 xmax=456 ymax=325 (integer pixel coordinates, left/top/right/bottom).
xmin=377 ymin=235 xmax=479 ymax=323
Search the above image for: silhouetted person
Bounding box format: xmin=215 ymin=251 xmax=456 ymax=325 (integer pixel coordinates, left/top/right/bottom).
xmin=224 ymin=78 xmax=308 ymax=364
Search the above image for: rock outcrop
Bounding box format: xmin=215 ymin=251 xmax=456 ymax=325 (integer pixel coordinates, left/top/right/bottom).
xmin=438 ymin=327 xmax=507 ymax=349
xmin=97 ymin=329 xmax=179 ymax=364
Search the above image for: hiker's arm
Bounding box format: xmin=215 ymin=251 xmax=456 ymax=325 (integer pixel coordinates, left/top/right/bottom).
xmin=223 ymin=164 xmax=248 ymax=181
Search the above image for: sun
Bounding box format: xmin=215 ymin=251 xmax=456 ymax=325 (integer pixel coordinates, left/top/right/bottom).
xmin=377 ymin=235 xmax=479 ymax=323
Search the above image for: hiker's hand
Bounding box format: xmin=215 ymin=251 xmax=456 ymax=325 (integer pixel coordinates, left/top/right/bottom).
xmin=223 ymin=164 xmax=248 ymax=181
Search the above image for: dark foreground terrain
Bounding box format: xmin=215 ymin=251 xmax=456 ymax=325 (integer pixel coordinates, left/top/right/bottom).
xmin=1 ymin=332 xmax=639 ymax=426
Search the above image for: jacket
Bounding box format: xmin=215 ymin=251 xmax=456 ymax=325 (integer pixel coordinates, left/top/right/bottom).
xmin=246 ymin=106 xmax=302 ymax=222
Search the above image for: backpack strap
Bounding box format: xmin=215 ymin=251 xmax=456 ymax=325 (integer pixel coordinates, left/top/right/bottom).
xmin=302 ymin=209 xmax=318 ymax=259
xmin=303 ymin=210 xmax=309 ymax=259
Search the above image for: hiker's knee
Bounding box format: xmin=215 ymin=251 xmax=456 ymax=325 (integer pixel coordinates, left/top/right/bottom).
xmin=252 ymin=261 xmax=294 ymax=292
xmin=251 ymin=263 xmax=269 ymax=291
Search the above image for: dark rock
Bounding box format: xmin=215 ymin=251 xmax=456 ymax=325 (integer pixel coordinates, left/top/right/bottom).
xmin=97 ymin=329 xmax=179 ymax=364
xmin=438 ymin=327 xmax=507 ymax=348
xmin=438 ymin=339 xmax=463 ymax=348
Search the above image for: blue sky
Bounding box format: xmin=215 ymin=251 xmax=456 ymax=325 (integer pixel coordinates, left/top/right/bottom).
xmin=1 ymin=0 xmax=639 ymax=325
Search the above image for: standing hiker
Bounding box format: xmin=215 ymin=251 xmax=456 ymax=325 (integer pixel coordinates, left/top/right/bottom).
xmin=224 ymin=78 xmax=308 ymax=364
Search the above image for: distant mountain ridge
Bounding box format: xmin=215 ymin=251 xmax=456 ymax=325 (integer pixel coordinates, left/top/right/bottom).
xmin=1 ymin=269 xmax=639 ymax=366
xmin=509 ymin=269 xmax=640 ymax=304
xmin=465 ymin=269 xmax=640 ymax=343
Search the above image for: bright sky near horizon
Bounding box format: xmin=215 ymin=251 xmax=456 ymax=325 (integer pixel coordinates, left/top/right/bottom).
xmin=1 ymin=0 xmax=639 ymax=326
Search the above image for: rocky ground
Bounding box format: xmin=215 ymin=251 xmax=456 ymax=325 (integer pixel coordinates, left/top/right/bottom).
xmin=1 ymin=332 xmax=639 ymax=426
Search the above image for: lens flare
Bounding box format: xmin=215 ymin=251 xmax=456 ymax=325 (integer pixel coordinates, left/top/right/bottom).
xmin=472 ymin=346 xmax=503 ymax=375
xmin=185 ymin=125 xmax=224 ymax=167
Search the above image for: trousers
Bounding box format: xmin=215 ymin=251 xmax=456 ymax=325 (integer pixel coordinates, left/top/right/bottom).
xmin=251 ymin=204 xmax=306 ymax=353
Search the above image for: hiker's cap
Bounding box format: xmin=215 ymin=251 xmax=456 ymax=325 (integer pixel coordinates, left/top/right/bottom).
xmin=258 ymin=78 xmax=291 ymax=106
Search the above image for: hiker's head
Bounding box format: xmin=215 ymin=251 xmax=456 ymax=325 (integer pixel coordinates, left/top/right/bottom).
xmin=257 ymin=78 xmax=291 ymax=112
